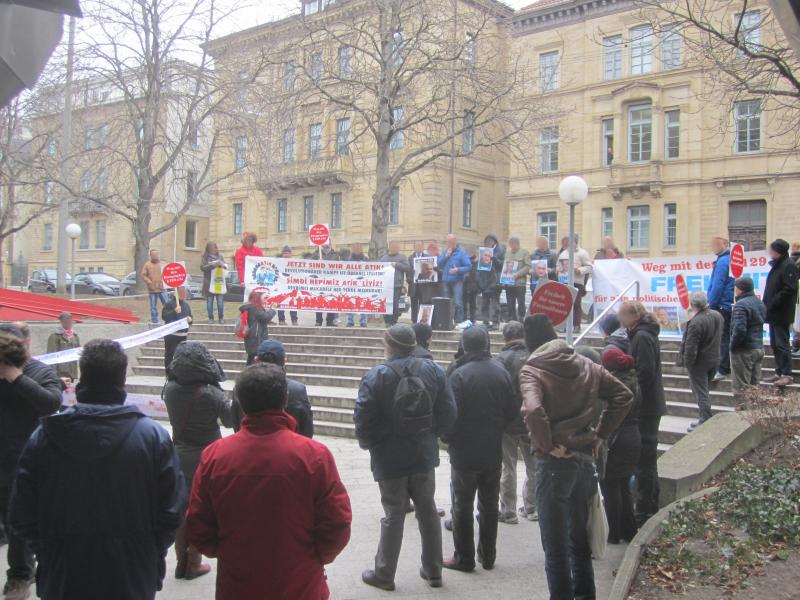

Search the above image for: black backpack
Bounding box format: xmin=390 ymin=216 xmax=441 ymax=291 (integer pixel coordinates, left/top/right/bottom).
xmin=387 ymin=359 xmax=434 ymax=436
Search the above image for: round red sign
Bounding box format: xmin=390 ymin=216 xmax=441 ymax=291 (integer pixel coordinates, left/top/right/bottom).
xmin=162 ymin=262 xmax=187 ymax=288
xmin=309 ymin=223 xmax=330 ymax=246
xmin=675 ymin=274 xmax=690 ymax=310
xmin=729 ymin=243 xmax=745 ymax=279
xmin=529 ymin=280 xmax=575 ymax=327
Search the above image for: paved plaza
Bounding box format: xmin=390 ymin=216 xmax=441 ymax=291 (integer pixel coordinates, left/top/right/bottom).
xmin=2 ymin=432 xmax=625 ymax=599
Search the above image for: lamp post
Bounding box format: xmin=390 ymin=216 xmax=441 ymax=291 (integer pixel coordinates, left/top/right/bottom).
xmin=558 ymin=175 xmax=589 ymax=346
xmin=65 ymin=223 xmax=81 ymax=300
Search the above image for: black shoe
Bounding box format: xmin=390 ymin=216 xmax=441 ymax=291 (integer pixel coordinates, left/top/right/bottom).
xmin=443 ymin=558 xmax=474 ymax=573
xmin=278 ymin=320 xmax=286 ymax=325
xmin=477 ymin=552 xmax=495 ymax=571
xmin=444 ymin=518 xmax=453 ymax=531
xmin=361 ymin=570 xmax=395 ymax=591
xmin=420 ymin=568 xmax=442 ymax=588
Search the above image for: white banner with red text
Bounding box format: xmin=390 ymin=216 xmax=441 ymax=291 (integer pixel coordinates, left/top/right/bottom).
xmin=243 ymin=255 xmax=395 ymax=314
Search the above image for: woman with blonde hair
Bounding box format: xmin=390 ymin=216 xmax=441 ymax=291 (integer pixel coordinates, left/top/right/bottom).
xmin=234 ymin=231 xmax=263 ymax=283
xmin=617 ymin=301 xmax=665 ymax=525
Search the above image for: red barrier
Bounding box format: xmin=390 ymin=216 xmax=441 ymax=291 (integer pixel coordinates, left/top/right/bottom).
xmin=0 ymin=288 xmax=139 ymax=323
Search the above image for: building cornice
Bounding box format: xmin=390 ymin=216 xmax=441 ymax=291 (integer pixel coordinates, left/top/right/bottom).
xmin=512 ymin=0 xmax=637 ymax=37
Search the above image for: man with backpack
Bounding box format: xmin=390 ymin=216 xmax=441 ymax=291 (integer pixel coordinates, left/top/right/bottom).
xmin=354 ymin=324 xmax=457 ymax=591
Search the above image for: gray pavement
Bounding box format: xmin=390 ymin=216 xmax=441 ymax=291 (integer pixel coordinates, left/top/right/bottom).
xmin=2 ymin=434 xmax=625 ymax=599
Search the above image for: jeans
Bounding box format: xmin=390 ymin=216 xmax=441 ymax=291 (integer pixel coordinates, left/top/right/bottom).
xmin=206 ymin=294 xmax=224 ymax=320
xmin=347 ymin=313 xmax=367 ymax=326
xmin=636 ymin=415 xmax=661 ymax=523
xmin=536 ymin=455 xmax=597 ymax=600
xmin=0 ymin=476 xmax=35 ymax=581
xmin=481 ymin=292 xmax=500 ymax=325
xmin=714 ymin=309 xmax=732 ymax=375
xmin=770 ymin=323 xmax=793 ymax=376
xmin=444 ymin=280 xmax=465 ymax=323
xmin=373 ymin=470 xmax=442 ymax=583
xmin=451 ymin=465 xmax=501 ymax=568
xmin=505 ymin=286 xmax=527 ymax=322
xmin=316 ymin=312 xmax=336 ymax=326
xmin=278 ymin=310 xmax=298 ymax=324
xmin=149 ymin=292 xmax=168 ymax=323
xmin=465 ymin=291 xmax=478 ymax=323
xmin=688 ymin=365 xmax=715 ymax=423
xmin=731 ymin=348 xmax=764 ymax=395
xmin=500 ymin=432 xmax=537 ymax=515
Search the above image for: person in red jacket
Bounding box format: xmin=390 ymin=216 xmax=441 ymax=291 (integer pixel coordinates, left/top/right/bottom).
xmin=185 ymin=363 xmax=352 ymax=600
xmin=233 ymin=231 xmax=264 ymax=282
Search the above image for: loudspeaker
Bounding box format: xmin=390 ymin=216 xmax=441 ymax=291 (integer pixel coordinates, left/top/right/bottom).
xmin=431 ymin=296 xmax=453 ymax=331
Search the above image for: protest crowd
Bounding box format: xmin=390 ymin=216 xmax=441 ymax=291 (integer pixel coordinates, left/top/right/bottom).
xmin=0 ymin=228 xmax=798 ymax=600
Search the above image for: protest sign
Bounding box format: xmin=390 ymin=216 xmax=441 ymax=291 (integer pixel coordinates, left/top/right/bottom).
xmin=529 ymin=280 xmax=577 ymax=327
xmin=730 ymin=243 xmax=745 ymax=278
xmin=499 ymin=260 xmax=519 ymax=285
xmin=413 ymin=256 xmax=438 ymax=284
xmin=675 ymin=274 xmax=690 ymax=310
xmin=477 ymin=247 xmax=493 ymax=271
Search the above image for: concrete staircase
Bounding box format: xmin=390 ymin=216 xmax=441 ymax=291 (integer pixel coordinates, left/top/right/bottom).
xmin=126 ymin=324 xmax=798 ymax=453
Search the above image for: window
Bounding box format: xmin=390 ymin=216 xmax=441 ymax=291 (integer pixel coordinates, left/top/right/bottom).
xmin=734 ymin=100 xmax=761 ymax=153
xmin=310 ymin=52 xmax=323 ymax=83
xmin=284 ymin=62 xmax=296 ymax=92
xmin=627 ymin=205 xmax=650 ymax=249
xmin=283 ymin=127 xmax=296 ymax=163
xmin=188 ymin=116 xmax=199 ymax=148
xmin=47 ymin=138 xmax=57 ymax=157
xmin=335 ymin=118 xmax=351 ymax=155
xmin=661 ymin=25 xmax=681 ymax=70
xmin=539 ymin=51 xmax=560 ymax=91
xmin=390 ymin=106 xmax=404 ymax=150
xmin=83 ymin=126 xmax=93 ymax=150
xmin=95 ymin=219 xmax=106 ymax=249
xmin=44 ymin=180 xmax=54 ymax=204
xmin=601 ymin=207 xmax=614 ymax=240
xmin=185 ymin=219 xmax=197 ymax=249
xmin=462 ymin=111 xmax=475 ymax=154
xmin=79 ymin=220 xmax=90 ymax=249
xmin=628 ymin=103 xmax=652 ymax=162
xmin=277 ymin=198 xmax=288 ymax=232
xmin=537 ymin=212 xmax=557 ymax=250
xmin=303 ymin=0 xmax=319 ymax=15
xmin=331 ymin=193 xmax=343 ymax=229
xmin=664 ymin=203 xmax=677 ymax=248
xmin=389 ymin=187 xmax=400 ymax=225
xmin=737 ymin=11 xmax=761 ymax=53
xmin=539 ymin=126 xmax=559 ymax=173
xmin=465 ymin=32 xmax=476 ymax=65
xmin=235 ymin=135 xmax=248 ymax=170
xmin=603 ymin=35 xmax=623 ymax=80
xmin=728 ymin=200 xmax=766 ymax=251
xmin=186 ymin=170 xmax=197 ymax=201
xmin=664 ymin=110 xmax=680 ymax=159
xmin=602 ymin=118 xmax=614 ymax=166
xmin=338 ymin=46 xmax=351 ymax=79
xmin=43 ymin=223 xmax=53 ymax=251
xmin=97 ymin=124 xmax=107 ymax=146
xmin=233 ymin=202 xmax=243 ymax=236
xmin=80 ymin=170 xmax=92 ymax=194
xmin=309 ymin=123 xmax=322 ymax=160
xmin=391 ymin=30 xmax=404 ymax=67
xmin=97 ymin=167 xmax=108 ymax=195
xmin=303 ymin=196 xmax=314 ymax=230
xmin=462 ymin=190 xmax=473 ymax=228
xmin=630 ymin=25 xmax=653 ymax=75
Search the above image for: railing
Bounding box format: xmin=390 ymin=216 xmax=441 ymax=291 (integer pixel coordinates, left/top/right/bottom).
xmin=573 ymin=280 xmax=641 ymax=347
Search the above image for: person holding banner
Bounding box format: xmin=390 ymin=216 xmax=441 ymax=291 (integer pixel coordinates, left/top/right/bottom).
xmin=233 ymin=232 xmax=263 ymax=283
xmin=277 ymin=246 xmax=299 ymax=326
xmin=348 ymin=243 xmax=370 ymax=328
xmin=380 ymin=241 xmax=411 ymax=327
xmin=201 ymin=242 xmax=228 ymax=324
xmin=707 ymin=237 xmax=735 ymax=382
xmin=763 ymin=239 xmax=799 ymax=387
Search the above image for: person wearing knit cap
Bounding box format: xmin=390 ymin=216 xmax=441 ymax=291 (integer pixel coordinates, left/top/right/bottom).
xmin=763 ymin=239 xmax=799 ymax=387
xmin=730 ymin=277 xmax=767 ymax=397
xmin=355 ymin=324 xmax=457 ymax=591
xmin=523 ymin=313 xmax=558 ymax=353
xmin=411 ymin=322 xmax=434 ymax=359
xmin=600 ymin=313 xmax=629 ymax=353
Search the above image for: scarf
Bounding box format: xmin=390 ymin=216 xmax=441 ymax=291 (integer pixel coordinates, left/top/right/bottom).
xmin=62 ymin=328 xmax=75 ymax=341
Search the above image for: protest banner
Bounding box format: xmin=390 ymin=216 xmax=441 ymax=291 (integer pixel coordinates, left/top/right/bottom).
xmin=244 ymin=255 xmax=395 ymax=314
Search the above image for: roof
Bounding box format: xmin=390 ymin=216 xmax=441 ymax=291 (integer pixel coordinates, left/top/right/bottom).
xmin=517 ymin=0 xmax=574 ymax=14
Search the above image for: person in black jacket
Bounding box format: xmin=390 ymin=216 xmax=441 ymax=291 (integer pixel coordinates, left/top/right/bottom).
xmin=239 ymin=291 xmax=276 ymax=365
xmin=477 ymin=234 xmax=506 ymax=330
xmin=163 ymin=341 xmax=232 ymax=581
xmin=618 ymin=301 xmax=665 ymax=525
xmin=411 ymin=322 xmax=434 ymax=359
xmin=495 ymin=321 xmax=538 ymax=524
xmin=8 ymin=339 xmax=185 ymax=600
xmin=762 ymin=239 xmax=799 ymax=387
xmin=232 ymin=339 xmax=314 ymax=439
xmin=162 ymin=286 xmax=193 ymax=371
xmin=444 ymin=326 xmax=517 ymax=572
xmin=730 ymin=277 xmax=767 ymax=397
xmin=0 ymin=322 xmax=62 ymax=598
xmin=464 ymin=247 xmax=479 ymax=323
xmin=408 ymin=241 xmax=428 ymax=324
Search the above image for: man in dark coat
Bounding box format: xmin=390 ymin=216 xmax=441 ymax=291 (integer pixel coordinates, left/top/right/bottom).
xmin=444 ymin=326 xmax=517 ymax=572
xmin=763 ymin=239 xmax=799 ymax=387
xmin=477 ymin=234 xmax=506 ymax=330
xmin=495 ymin=321 xmax=538 ymax=524
xmin=678 ymin=292 xmax=724 ymax=431
xmin=380 ymin=241 xmax=412 ymax=327
xmin=355 ymin=325 xmax=457 ymax=591
xmin=411 ymin=322 xmax=434 ymax=359
xmin=8 ymin=339 xmax=185 ymax=600
xmin=408 ymin=241 xmax=429 ymax=324
xmin=0 ymin=322 xmax=62 ymax=599
xmin=730 ymin=277 xmax=767 ymax=397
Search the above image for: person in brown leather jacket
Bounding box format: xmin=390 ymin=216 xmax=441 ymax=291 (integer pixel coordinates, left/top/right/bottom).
xmin=519 ymin=314 xmax=632 ymax=600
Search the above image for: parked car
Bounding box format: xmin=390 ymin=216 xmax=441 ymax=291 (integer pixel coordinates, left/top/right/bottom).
xmin=119 ymin=271 xmax=202 ymax=299
xmin=71 ymin=272 xmax=121 ymax=296
xmin=28 ymin=269 xmax=71 ymax=293
xmin=223 ymin=270 xmax=245 ymax=302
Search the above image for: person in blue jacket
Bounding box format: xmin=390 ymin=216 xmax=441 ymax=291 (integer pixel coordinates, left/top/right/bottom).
xmin=706 ymin=237 xmax=735 ymax=380
xmin=9 ymin=339 xmax=185 ymax=600
xmin=439 ymin=234 xmax=473 ymax=324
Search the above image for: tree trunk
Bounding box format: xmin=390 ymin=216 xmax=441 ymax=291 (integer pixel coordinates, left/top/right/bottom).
xmin=370 ymin=143 xmax=392 ymax=260
xmin=133 ymin=212 xmax=153 ymax=293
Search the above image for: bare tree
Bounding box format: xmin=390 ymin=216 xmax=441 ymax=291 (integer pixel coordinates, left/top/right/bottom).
xmin=241 ymin=0 xmax=560 ymax=258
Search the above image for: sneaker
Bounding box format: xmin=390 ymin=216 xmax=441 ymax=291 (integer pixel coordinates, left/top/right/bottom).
xmin=361 ymin=570 xmax=395 ymax=591
xmin=712 ymin=372 xmax=727 ymax=382
xmin=763 ymin=374 xmax=781 ymax=383
xmin=3 ymin=579 xmax=31 ymax=600
xmin=207 ymin=318 xmax=214 ymax=324
xmin=518 ymin=507 xmax=538 ymax=521
xmin=218 ymin=319 xmax=224 ymax=325
xmin=419 ymin=568 xmax=443 ymax=588
xmin=775 ymin=376 xmax=794 ymax=387
xmin=498 ymin=511 xmax=519 ymax=525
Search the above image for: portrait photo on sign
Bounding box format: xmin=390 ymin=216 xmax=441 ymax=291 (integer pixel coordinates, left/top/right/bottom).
xmin=653 ymin=305 xmax=681 ymax=334
xmin=530 ymin=259 xmax=549 ymax=285
xmin=417 ymin=304 xmax=434 ymax=326
xmin=413 ymin=256 xmax=438 ymax=283
xmin=499 ymin=260 xmax=519 ymax=285
xmin=477 ymin=246 xmax=494 ymax=271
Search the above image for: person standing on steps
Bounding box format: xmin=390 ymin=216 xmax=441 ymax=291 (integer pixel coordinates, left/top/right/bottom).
xmin=200 ymin=241 xmax=228 ymax=324
xmin=677 ymin=291 xmax=723 ymax=432
xmin=162 ymin=341 xmax=232 ymax=581
xmin=46 ymin=312 xmax=80 ymax=384
xmin=706 ymin=237 xmax=735 ymax=382
xmin=408 ymin=241 xmax=428 ymax=324
xmin=316 ymin=243 xmax=340 ymax=327
xmin=439 ymin=234 xmax=472 ymax=324
xmin=348 ymin=242 xmax=370 ymax=328
xmin=556 ymin=235 xmax=593 ymax=334
xmin=162 ymin=286 xmax=193 ymax=371
xmin=762 ymin=239 xmax=799 ymax=387
xmin=355 ymin=325 xmax=457 ymax=592
xmin=463 ymin=245 xmax=480 ymax=323
xmin=478 ymin=234 xmax=505 ymax=330
xmin=239 ymin=291 xmax=276 ymax=365
xmin=233 ymin=232 xmax=263 ymax=284
xmin=277 ymin=246 xmax=299 ymax=326
xmin=730 ymin=277 xmax=767 ymax=399
xmin=141 ymin=249 xmax=168 ymax=325
xmin=380 ymin=241 xmax=411 ymax=327
xmin=504 ymin=236 xmax=531 ymax=322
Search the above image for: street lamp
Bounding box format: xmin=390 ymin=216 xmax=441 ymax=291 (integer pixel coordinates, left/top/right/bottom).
xmin=65 ymin=223 xmax=81 ymax=300
xmin=558 ymin=175 xmax=589 ymax=345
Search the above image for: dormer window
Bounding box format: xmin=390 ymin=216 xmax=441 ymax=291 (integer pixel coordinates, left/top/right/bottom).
xmin=303 ymin=0 xmax=335 ymax=15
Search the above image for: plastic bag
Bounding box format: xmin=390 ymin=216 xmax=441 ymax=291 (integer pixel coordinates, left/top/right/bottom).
xmin=587 ymin=484 xmax=608 ymax=559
